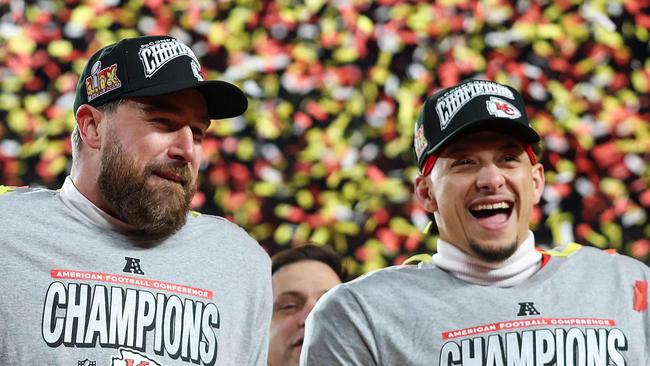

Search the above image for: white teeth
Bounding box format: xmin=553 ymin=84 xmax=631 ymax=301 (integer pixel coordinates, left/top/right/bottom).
xmin=471 ymin=202 xmax=510 ymax=211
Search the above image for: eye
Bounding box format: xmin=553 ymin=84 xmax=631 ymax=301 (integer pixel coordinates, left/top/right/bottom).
xmin=191 ymin=127 xmax=206 ymax=142
xmin=501 ymin=154 xmax=520 ymax=163
xmin=451 ymin=158 xmax=474 ymax=167
xmin=274 ymin=301 xmax=302 ymax=314
xmin=149 ymin=118 xmax=175 ymax=130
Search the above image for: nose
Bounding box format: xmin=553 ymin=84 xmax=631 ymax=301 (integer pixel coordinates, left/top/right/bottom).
xmin=298 ymin=302 xmax=316 ymax=328
xmin=167 ymin=126 xmax=195 ymax=163
xmin=475 ymin=163 xmax=505 ymax=192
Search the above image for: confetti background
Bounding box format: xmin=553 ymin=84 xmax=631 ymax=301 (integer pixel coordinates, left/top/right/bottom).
xmin=1 ymin=0 xmax=648 ymax=275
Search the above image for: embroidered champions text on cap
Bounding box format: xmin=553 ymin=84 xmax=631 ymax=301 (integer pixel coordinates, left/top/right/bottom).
xmin=73 ymin=35 xmax=247 ymax=120
xmin=414 ymin=79 xmax=540 ymax=173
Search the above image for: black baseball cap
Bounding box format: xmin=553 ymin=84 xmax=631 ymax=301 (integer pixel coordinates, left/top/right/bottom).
xmin=414 ymin=79 xmax=540 ymax=173
xmin=73 ymin=35 xmax=247 ymax=119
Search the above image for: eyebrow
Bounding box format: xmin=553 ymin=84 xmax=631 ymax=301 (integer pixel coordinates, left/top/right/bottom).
xmin=273 ymin=291 xmax=305 ymax=303
xmin=139 ymin=103 xmax=185 ymax=115
xmin=136 ymin=103 xmax=210 ymax=127
xmin=274 ymin=289 xmax=330 ymax=300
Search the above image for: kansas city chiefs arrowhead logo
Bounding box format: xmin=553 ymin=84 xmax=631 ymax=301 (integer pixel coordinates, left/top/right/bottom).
xmin=112 ymin=348 xmax=161 ymax=366
xmin=486 ymin=96 xmax=521 ymax=119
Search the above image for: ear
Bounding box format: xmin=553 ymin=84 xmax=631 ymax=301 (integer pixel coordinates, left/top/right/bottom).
xmin=75 ymin=104 xmax=104 ymax=150
xmin=415 ymin=174 xmax=438 ymax=213
xmin=531 ymin=163 xmax=545 ymax=205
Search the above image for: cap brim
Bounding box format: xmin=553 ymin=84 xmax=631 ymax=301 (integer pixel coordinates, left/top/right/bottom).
xmin=196 ymin=81 xmax=248 ymax=119
xmin=429 ymin=118 xmax=541 ymax=154
xmin=119 ymin=80 xmax=248 ymax=120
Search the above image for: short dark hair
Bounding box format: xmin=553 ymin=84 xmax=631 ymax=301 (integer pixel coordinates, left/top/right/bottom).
xmin=271 ymin=244 xmax=347 ymax=282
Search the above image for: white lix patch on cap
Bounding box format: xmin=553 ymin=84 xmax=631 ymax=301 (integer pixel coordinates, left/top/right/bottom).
xmin=485 ymin=96 xmax=521 ymax=120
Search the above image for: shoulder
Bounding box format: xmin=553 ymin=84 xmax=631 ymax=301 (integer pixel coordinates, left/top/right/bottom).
xmin=0 ymin=185 xmax=59 ymax=212
xmin=184 ymin=212 xmax=270 ymax=264
xmin=355 ymin=263 xmax=432 ymax=283
xmin=0 ymin=185 xmax=57 ymax=199
xmin=545 ymin=242 xmax=650 ymax=276
xmin=185 ymin=211 xmax=255 ymax=241
xmin=311 ymin=264 xmax=439 ymax=325
xmin=330 ymin=264 xmax=437 ymax=301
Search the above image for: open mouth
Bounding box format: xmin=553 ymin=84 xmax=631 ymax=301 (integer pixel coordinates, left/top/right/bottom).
xmin=469 ymin=201 xmax=513 ymax=229
xmin=469 ymin=201 xmax=513 ymax=218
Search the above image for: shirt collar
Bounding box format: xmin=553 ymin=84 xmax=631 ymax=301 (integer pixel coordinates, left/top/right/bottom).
xmin=432 ymin=231 xmax=542 ymax=287
xmin=59 ymin=176 xmax=136 ymax=233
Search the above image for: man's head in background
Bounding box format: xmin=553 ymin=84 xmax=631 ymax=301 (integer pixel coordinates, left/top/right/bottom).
xmin=268 ymin=244 xmax=346 ymax=366
xmin=70 ymin=35 xmax=247 ymax=239
xmin=413 ymin=79 xmax=545 ymax=262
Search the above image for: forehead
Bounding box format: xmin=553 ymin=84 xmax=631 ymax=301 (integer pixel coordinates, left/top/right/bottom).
xmin=439 ymin=129 xmax=525 ymax=156
xmin=128 ymin=89 xmax=209 ymax=119
xmin=272 ymin=260 xmax=341 ymax=295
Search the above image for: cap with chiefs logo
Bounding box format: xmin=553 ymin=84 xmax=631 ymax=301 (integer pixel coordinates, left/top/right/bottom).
xmin=414 ymin=79 xmax=540 ymax=175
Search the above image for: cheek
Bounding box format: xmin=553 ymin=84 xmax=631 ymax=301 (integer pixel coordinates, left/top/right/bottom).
xmin=194 ymin=144 xmax=203 ymax=158
xmin=191 ymin=145 xmax=203 ymax=169
xmin=436 ymin=181 xmax=466 ymax=213
xmin=517 ymin=175 xmax=537 ymax=203
xmin=271 ymin=316 xmax=298 ymax=343
xmin=125 ymin=142 xmax=159 ymax=165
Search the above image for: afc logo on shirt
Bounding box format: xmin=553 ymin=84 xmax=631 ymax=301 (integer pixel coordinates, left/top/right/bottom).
xmin=123 ymin=257 xmax=145 ymax=275
xmin=517 ymin=302 xmax=540 ymax=316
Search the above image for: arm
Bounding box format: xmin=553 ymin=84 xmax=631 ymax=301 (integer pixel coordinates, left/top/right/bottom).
xmin=300 ymin=285 xmax=378 ymax=365
xmin=248 ymin=257 xmax=273 ymax=365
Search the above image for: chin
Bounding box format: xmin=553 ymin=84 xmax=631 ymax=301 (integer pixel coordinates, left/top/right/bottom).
xmin=469 ymin=239 xmax=518 ymax=262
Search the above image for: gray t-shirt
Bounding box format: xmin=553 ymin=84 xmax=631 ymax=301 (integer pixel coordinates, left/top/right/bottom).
xmin=301 ymin=244 xmax=650 ymax=365
xmin=0 ymin=185 xmax=272 ymax=366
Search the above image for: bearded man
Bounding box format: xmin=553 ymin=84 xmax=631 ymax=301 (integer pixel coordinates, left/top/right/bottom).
xmin=0 ymin=35 xmax=272 ymax=366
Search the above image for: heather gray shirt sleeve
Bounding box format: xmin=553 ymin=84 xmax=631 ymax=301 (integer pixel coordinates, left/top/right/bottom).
xmin=300 ymin=284 xmax=378 ymax=365
xmin=248 ymin=261 xmax=273 ymax=366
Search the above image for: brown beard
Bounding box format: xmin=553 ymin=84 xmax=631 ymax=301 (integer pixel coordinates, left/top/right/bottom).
xmin=98 ymin=130 xmax=196 ymax=240
xmin=469 ymin=240 xmax=518 ymax=262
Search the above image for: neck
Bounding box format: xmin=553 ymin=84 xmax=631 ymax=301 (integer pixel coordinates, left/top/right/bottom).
xmin=432 ymin=232 xmax=542 ymax=287
xmin=59 ymin=176 xmax=136 ymax=233
xmin=70 ymin=159 xmax=110 ymax=214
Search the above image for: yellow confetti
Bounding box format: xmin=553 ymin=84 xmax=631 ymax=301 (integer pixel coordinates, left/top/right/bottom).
xmin=538 ymin=23 xmax=563 ymax=40
xmin=47 ymin=40 xmax=73 ymax=59
xmin=602 ymin=222 xmax=623 ymax=249
xmin=8 ymin=32 xmax=36 ymax=55
xmin=310 ymin=227 xmax=330 ymax=245
xmin=296 ymin=189 xmax=314 ymax=208
xmin=0 ymin=186 xmax=16 ymax=195
xmin=356 ymin=15 xmax=374 ymax=35
xmin=252 ymin=182 xmax=277 ymax=197
xmin=208 ymin=23 xmax=228 ymax=46
xmin=251 ymin=224 xmax=272 ymax=241
xmin=236 ymin=137 xmax=255 ymax=161
xmin=631 ymin=69 xmax=649 ymax=93
xmin=273 ymin=223 xmax=295 ymax=245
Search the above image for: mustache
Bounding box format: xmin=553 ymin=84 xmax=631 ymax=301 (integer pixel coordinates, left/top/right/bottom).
xmin=146 ymin=162 xmax=194 ymax=187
